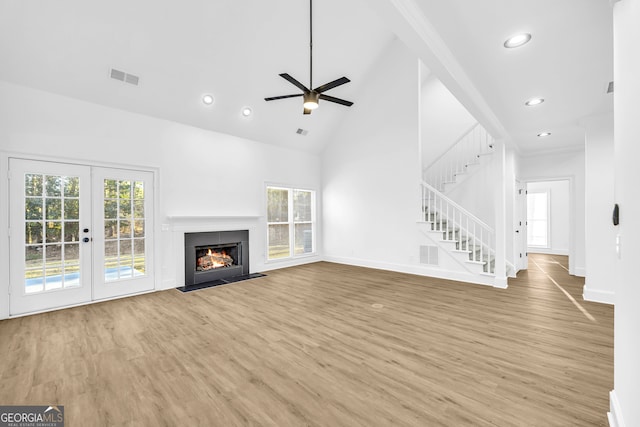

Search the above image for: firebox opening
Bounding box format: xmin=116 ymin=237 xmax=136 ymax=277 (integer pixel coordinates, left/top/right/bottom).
xmin=195 ymin=244 xmax=239 ymax=271
xmin=184 ymin=230 xmax=249 ymax=287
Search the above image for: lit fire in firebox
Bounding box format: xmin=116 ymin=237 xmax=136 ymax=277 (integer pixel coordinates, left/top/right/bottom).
xmin=196 ymin=248 xmax=233 ymax=271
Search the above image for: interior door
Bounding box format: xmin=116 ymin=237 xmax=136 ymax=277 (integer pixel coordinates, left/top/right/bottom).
xmin=92 ymin=167 xmax=154 ymax=300
xmin=515 ymin=180 xmax=528 ymax=271
xmin=9 ymin=159 xmax=93 ymax=315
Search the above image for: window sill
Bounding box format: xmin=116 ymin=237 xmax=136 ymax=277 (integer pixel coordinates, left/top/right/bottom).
xmin=265 ymin=252 xmax=318 ymax=264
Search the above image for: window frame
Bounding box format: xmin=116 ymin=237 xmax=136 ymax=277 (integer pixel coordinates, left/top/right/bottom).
xmin=266 ymin=185 xmax=316 ymax=261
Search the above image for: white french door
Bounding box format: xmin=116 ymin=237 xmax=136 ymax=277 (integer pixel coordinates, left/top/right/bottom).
xmin=92 ymin=167 xmax=154 ymax=300
xmin=9 ymin=159 xmax=155 ymax=316
xmin=9 ymin=159 xmax=92 ymax=314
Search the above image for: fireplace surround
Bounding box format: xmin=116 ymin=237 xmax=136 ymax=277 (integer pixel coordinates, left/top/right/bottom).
xmin=184 ymin=230 xmax=249 ymax=286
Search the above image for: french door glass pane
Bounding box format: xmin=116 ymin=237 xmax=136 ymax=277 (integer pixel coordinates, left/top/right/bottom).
xmin=104 ymin=179 xmax=146 ymax=282
xmin=23 ymin=173 xmax=82 ymax=294
xmin=268 ymin=224 xmax=290 ymax=259
xmin=133 ymin=239 xmax=146 ymax=274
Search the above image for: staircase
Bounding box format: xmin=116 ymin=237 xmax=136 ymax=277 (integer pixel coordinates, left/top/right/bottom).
xmin=421 ymin=181 xmax=496 ymax=274
xmin=419 ymin=123 xmax=514 ymax=284
xmin=424 ymin=123 xmax=495 ymax=192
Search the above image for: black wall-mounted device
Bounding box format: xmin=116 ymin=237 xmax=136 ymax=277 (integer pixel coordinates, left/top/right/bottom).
xmin=613 ymin=204 xmax=620 ymax=226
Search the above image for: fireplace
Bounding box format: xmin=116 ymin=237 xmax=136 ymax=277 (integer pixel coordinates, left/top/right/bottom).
xmin=196 ymin=244 xmax=238 ymax=271
xmin=184 ymin=230 xmax=249 ymax=286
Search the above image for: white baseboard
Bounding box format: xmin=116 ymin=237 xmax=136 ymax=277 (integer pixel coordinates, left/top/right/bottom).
xmin=160 ymin=278 xmax=177 ymax=291
xmin=493 ymin=276 xmax=509 ymax=289
xmin=573 ymin=266 xmax=586 ymax=277
xmin=583 ymin=285 xmax=614 ymax=305
xmin=322 ymin=255 xmax=499 ymax=287
xmin=608 ymin=390 xmax=626 ymax=427
xmin=260 ymin=255 xmax=323 ymax=272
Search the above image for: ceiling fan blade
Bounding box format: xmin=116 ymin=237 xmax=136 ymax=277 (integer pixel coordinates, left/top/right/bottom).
xmin=303 ymin=108 xmax=312 ymax=115
xmin=264 ymin=94 xmax=304 ymax=101
xmin=279 ymin=73 xmax=309 ymax=92
xmin=319 ymin=94 xmax=353 ymax=107
xmin=314 ymin=77 xmax=350 ymax=93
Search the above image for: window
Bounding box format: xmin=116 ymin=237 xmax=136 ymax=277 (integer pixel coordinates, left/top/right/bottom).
xmin=527 ymin=191 xmax=549 ymax=248
xmin=267 ymin=186 xmax=315 ymax=260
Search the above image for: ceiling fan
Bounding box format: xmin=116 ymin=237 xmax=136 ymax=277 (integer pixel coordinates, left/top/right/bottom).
xmin=264 ymin=0 xmax=353 ymax=115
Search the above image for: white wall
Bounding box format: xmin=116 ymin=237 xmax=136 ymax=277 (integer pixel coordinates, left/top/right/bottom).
xmin=584 ymin=113 xmax=615 ymax=305
xmin=0 ymin=80 xmax=322 ymax=318
xmin=445 ymin=156 xmax=495 ymax=228
xmin=322 ymin=38 xmax=423 ymax=272
xmin=518 ymin=150 xmax=586 ymax=276
xmin=610 ymin=1 xmax=640 ymax=425
xmin=527 ymin=180 xmax=570 ymax=255
xmin=421 ymin=76 xmax=477 ymax=168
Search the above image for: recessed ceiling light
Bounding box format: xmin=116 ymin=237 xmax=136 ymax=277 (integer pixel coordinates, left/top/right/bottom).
xmin=241 ymin=107 xmax=252 ymax=117
xmin=504 ymin=33 xmax=532 ymax=48
xmin=537 ymin=132 xmax=551 ymax=138
xmin=525 ymin=97 xmax=545 ymax=106
xmin=202 ymin=94 xmax=214 ymax=105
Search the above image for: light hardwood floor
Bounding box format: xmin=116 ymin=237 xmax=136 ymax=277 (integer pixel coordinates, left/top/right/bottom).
xmin=0 ymin=254 xmax=613 ymax=426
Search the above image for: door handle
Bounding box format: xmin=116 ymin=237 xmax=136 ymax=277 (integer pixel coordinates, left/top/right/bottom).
xmin=83 ymin=228 xmax=90 ymax=233
xmin=83 ymin=237 xmax=90 ymax=243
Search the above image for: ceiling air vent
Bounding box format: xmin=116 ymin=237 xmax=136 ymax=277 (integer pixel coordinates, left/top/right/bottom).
xmin=296 ymin=128 xmax=309 ymax=136
xmin=125 ymin=73 xmax=139 ymax=86
xmin=607 ymin=81 xmax=614 ymax=94
xmin=110 ymin=68 xmax=125 ymax=82
xmin=110 ymin=68 xmax=140 ymax=86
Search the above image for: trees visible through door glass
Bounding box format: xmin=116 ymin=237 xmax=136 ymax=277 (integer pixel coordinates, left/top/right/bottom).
xmin=103 ymin=179 xmax=146 ymax=281
xmin=23 ymin=173 xmax=81 ymax=293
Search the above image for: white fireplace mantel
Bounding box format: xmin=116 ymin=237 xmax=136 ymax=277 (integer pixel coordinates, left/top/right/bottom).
xmin=167 ymin=215 xmax=262 ymax=232
xmin=167 ymin=215 xmax=262 ymax=220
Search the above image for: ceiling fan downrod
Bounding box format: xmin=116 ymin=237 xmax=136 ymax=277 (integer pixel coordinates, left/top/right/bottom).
xmin=263 ymin=0 xmax=354 ymax=114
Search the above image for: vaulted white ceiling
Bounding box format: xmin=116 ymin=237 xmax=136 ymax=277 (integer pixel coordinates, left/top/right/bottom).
xmin=411 ymin=0 xmax=614 ymax=155
xmin=0 ymin=0 xmax=613 ymax=156
xmin=0 ymin=0 xmax=394 ymax=153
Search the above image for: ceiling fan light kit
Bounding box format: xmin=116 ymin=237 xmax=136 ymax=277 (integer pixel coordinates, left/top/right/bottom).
xmin=264 ymin=0 xmax=353 ymax=115
xmin=303 ymin=91 xmax=319 ymax=110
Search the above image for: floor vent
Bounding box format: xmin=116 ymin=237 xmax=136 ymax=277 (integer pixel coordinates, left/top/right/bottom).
xmin=420 ymin=245 xmax=439 ymax=266
xmin=110 ymin=68 xmax=140 ymax=86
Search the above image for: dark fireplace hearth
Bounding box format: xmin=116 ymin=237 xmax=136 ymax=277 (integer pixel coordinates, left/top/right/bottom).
xmin=184 ymin=230 xmax=249 ymax=287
